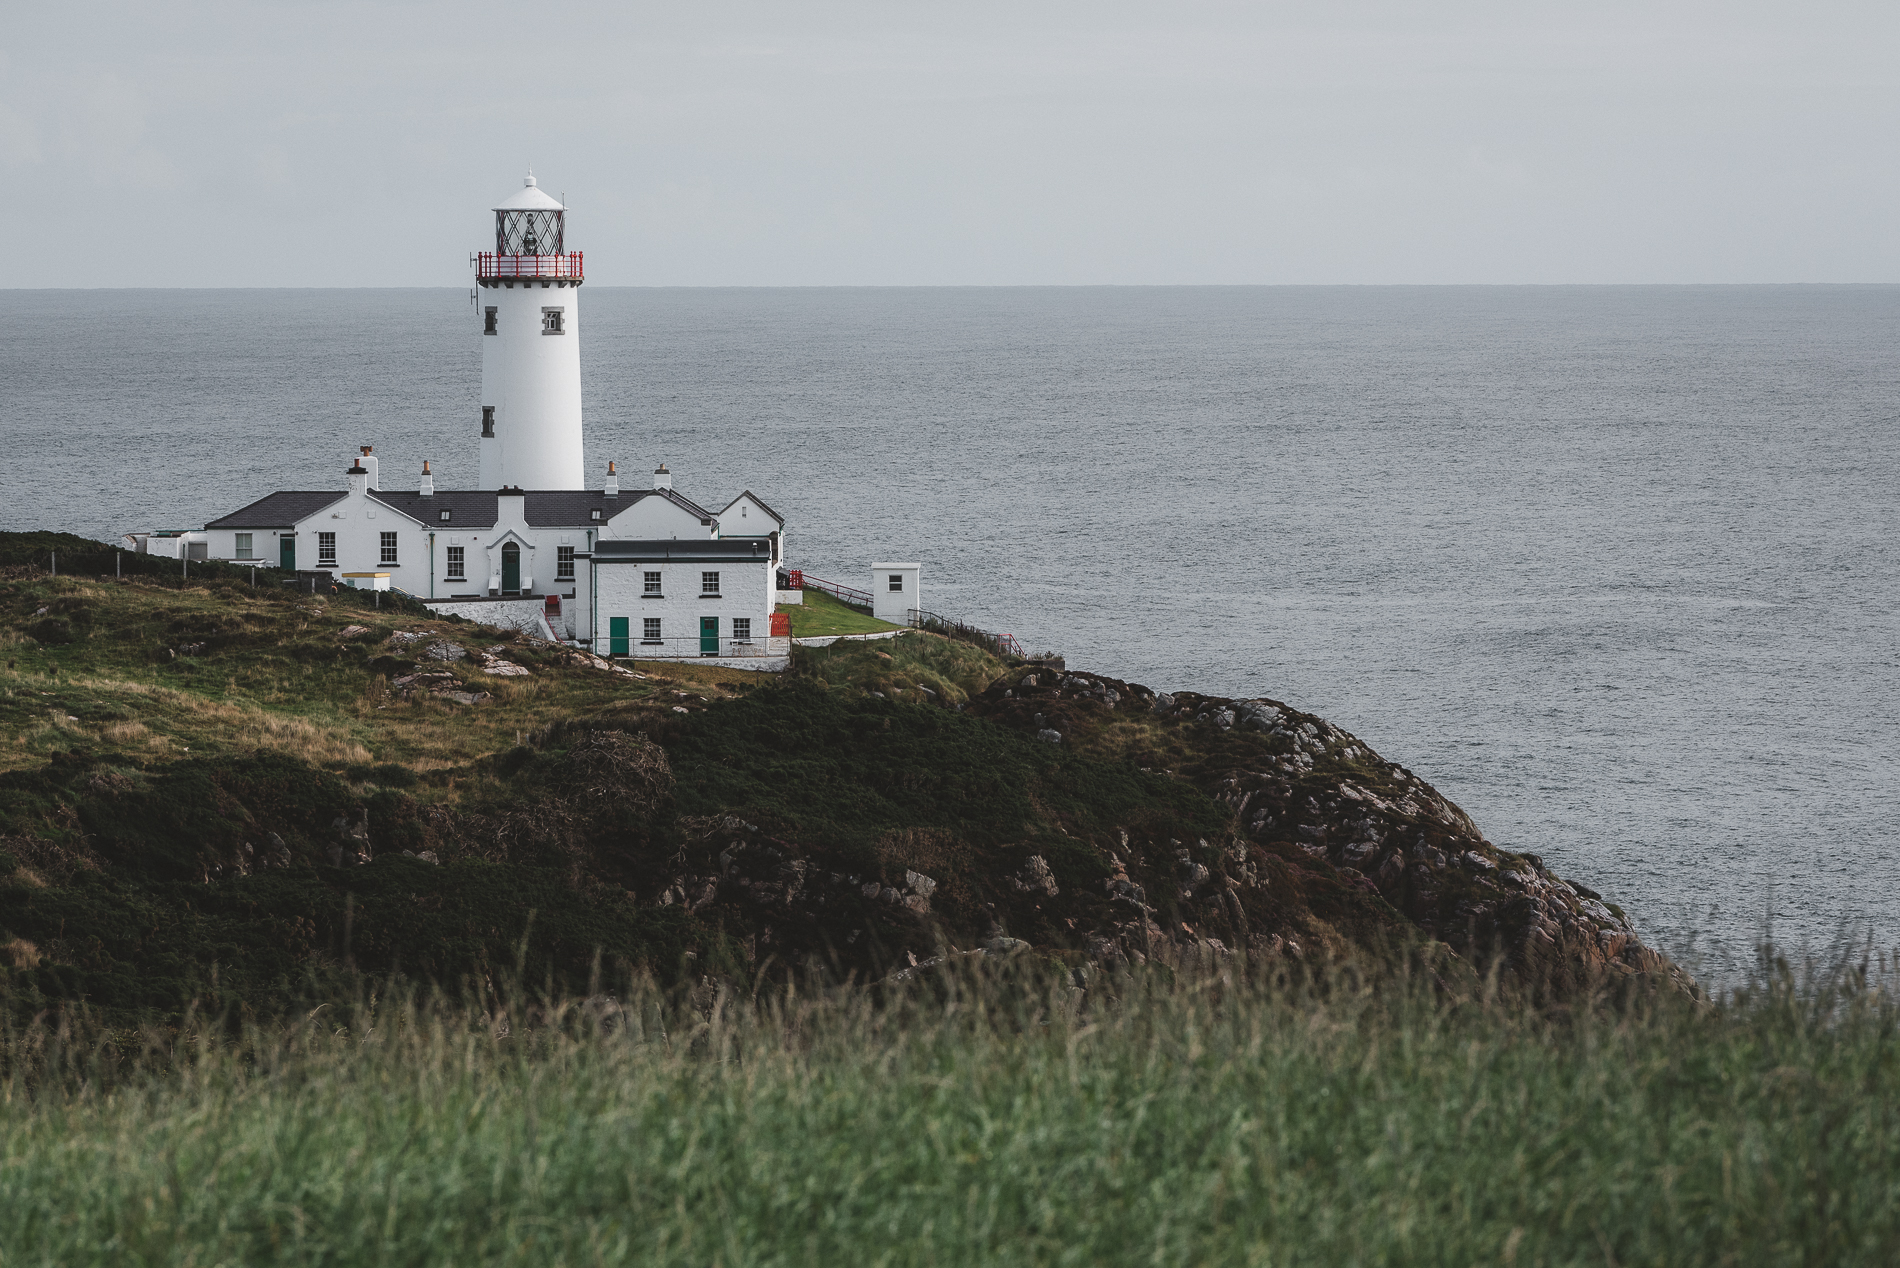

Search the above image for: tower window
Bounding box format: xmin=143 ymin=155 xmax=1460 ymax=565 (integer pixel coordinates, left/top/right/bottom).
xmin=380 ymin=532 xmax=399 ymax=565
xmin=541 ymin=307 xmax=565 ymax=335
xmin=481 ymin=406 xmax=495 ymax=438
xmin=483 ymin=307 xmax=497 ymax=335
xmin=557 ymin=545 xmax=575 ymax=579
xmin=446 ymin=546 xmax=465 ymax=579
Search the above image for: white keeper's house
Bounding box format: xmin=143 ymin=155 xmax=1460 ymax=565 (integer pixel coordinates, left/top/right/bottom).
xmin=157 ymin=174 xmax=794 ymax=665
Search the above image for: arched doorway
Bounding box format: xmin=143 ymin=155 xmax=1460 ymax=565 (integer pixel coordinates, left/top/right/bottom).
xmin=501 ymin=541 xmax=521 ymax=593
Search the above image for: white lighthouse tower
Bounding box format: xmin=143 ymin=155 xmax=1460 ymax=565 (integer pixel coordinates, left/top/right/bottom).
xmin=476 ymin=174 xmax=585 ymax=491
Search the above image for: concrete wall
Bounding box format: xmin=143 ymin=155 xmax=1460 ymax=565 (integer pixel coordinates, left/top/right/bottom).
xmin=422 ymin=598 xmax=559 ymax=641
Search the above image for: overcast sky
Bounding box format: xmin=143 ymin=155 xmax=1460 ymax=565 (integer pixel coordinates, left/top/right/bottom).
xmin=6 ymin=1 xmax=1896 ymax=287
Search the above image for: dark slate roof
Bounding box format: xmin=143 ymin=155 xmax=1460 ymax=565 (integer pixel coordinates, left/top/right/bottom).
xmin=369 ymin=487 xmax=716 ymax=528
xmin=594 ymin=538 xmax=776 ymax=564
xmin=371 ymin=490 xmax=500 ymax=525
xmin=205 ymin=491 xmax=344 ymax=529
xmin=720 ymin=490 xmax=785 ymax=525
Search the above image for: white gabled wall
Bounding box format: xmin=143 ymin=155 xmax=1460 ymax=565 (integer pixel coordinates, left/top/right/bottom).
xmin=604 ymin=495 xmax=710 ymax=541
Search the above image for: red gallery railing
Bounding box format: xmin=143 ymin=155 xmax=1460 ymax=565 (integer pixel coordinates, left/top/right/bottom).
xmin=477 ymin=252 xmax=584 ymax=280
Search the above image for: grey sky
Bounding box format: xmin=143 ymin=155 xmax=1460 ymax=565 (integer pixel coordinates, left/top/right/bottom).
xmin=6 ymin=1 xmax=1896 ymax=287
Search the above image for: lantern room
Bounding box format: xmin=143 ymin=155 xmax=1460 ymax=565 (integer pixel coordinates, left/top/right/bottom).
xmin=493 ymin=174 xmax=565 ymax=255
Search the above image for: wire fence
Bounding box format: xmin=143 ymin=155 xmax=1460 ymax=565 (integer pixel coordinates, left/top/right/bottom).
xmin=907 ymin=608 xmax=1026 ymax=660
xmin=5 ymin=548 xmax=435 ymax=616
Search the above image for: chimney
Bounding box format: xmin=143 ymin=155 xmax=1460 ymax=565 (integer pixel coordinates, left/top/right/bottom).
xmin=347 ymin=457 xmax=369 ymax=497
xmin=653 ymin=463 xmax=672 ymax=492
xmin=604 ymin=460 xmax=618 ymax=498
xmin=359 ymin=445 xmax=380 ymax=491
xmin=420 ymin=459 xmax=434 ymax=496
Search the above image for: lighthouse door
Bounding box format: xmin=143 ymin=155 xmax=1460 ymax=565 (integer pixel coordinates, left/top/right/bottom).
xmin=501 ymin=542 xmax=521 ymax=593
xmin=279 ymin=535 xmax=295 ymax=570
xmin=700 ymin=616 xmax=719 ymax=656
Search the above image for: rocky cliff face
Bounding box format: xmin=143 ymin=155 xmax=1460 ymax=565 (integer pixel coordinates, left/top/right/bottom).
xmin=964 ymin=665 xmax=1691 ymax=994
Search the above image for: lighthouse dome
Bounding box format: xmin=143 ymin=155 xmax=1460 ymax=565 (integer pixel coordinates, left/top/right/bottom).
xmin=493 ymin=173 xmax=566 ymax=213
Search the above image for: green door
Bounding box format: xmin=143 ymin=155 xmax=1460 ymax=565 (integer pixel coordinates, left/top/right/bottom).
xmin=700 ymin=616 xmax=719 ymax=656
xmin=609 ymin=617 xmax=629 ymax=657
xmin=279 ymin=535 xmax=295 ymax=570
xmin=501 ymin=542 xmax=521 ymax=593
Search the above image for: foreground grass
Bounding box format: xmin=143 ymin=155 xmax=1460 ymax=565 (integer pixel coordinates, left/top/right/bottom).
xmin=4 ymin=962 xmax=1898 ymax=1266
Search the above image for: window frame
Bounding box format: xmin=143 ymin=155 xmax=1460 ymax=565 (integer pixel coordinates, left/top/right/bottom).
xmin=380 ymin=531 xmax=399 ymax=565
xmin=541 ymin=307 xmax=566 ymax=335
xmin=732 ymin=617 xmax=752 ymax=643
xmin=483 ymin=307 xmax=498 ymax=335
xmin=641 ymin=617 xmax=662 ymax=644
xmin=556 ymin=545 xmax=575 ymax=579
xmin=481 ymin=406 xmax=495 ymax=438
xmin=234 ymin=532 xmax=253 ymax=560
xmin=889 ymin=574 xmax=904 ymax=592
xmin=317 ymin=532 xmax=337 ymax=565
xmin=701 ymin=570 xmax=721 ymax=596
xmin=642 ymin=571 xmax=662 ymax=596
xmin=445 ymin=545 xmax=466 ymax=580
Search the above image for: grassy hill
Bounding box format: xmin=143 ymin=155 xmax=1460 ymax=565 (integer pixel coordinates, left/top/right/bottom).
xmin=5 ymin=535 xmax=1898 ymax=1264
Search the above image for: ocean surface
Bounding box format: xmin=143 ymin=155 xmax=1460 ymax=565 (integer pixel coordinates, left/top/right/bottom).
xmin=4 ymin=285 xmax=1896 ymax=980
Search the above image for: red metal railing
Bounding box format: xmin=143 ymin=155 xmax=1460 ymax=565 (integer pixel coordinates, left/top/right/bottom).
xmin=476 ymin=252 xmax=584 ymax=280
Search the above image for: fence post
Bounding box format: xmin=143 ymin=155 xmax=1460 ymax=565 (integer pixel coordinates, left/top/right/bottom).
xmin=182 ymin=554 xmax=188 ymax=581
xmin=49 ymin=551 xmax=55 ymax=577
xmin=116 ymin=551 xmax=121 ymax=579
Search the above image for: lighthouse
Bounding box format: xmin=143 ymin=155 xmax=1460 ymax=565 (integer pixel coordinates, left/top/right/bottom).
xmin=476 ymin=174 xmax=585 ymax=491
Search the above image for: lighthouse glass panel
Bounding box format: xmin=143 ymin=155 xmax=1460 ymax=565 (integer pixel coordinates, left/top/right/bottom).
xmin=496 ymin=209 xmax=563 ymax=256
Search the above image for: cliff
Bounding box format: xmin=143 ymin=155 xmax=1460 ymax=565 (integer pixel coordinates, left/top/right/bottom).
xmin=0 ymin=535 xmax=1689 ymax=1020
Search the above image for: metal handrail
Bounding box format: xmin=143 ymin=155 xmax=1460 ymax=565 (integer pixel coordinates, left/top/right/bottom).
xmin=609 ymin=635 xmax=790 ymax=661
xmin=908 ymin=608 xmax=1025 ymax=658
xmin=794 ymin=572 xmax=874 ymax=611
xmin=476 ymin=252 xmax=584 ymax=280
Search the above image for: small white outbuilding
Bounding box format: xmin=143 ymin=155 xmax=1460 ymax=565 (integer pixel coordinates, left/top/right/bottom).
xmin=871 ymin=563 xmax=921 ymax=625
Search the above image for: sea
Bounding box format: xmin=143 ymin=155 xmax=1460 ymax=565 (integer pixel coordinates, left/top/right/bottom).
xmin=4 ymin=285 xmax=1896 ymax=982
